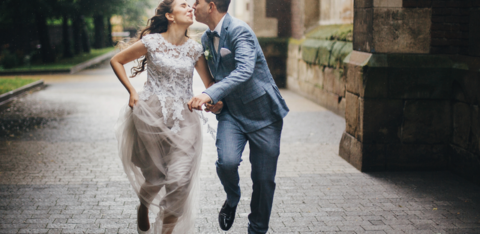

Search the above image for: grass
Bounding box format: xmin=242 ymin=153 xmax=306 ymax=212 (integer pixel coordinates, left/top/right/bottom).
xmin=0 ymin=77 xmax=39 ymax=95
xmin=0 ymin=47 xmax=115 ymax=72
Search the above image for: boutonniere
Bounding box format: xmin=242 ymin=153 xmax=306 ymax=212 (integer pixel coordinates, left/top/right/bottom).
xmin=204 ymin=45 xmax=213 ymax=61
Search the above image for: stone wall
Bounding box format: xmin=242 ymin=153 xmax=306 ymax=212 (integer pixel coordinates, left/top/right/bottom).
xmin=341 ymin=52 xmax=480 ymax=182
xmin=450 ymin=55 xmax=480 ymax=184
xmin=304 ymin=0 xmax=320 ymax=31
xmin=251 ymin=0 xmax=278 ymax=37
xmin=266 ymin=0 xmax=292 ymax=38
xmin=353 ymin=1 xmax=432 ymax=53
xmin=339 ymin=0 xmax=480 ymax=185
xmin=285 ymin=0 xmax=354 ymax=116
xmin=289 ymin=0 xmax=354 ymax=39
xmin=258 ymin=38 xmax=289 ymax=88
xmin=319 ymin=0 xmax=354 ymax=25
xmin=287 ymin=25 xmax=353 ymax=116
xmin=402 ymin=0 xmax=480 ymax=56
xmin=341 ymin=53 xmax=457 ymax=171
xmin=291 ymin=0 xmax=305 ymax=39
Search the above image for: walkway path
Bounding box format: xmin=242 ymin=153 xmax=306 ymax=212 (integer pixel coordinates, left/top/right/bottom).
xmin=0 ymin=62 xmax=479 ymax=234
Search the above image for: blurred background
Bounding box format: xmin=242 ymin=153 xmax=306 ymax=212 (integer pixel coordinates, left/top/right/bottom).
xmin=0 ymin=0 xmax=353 ymax=74
xmin=0 ymin=0 xmax=159 ymax=69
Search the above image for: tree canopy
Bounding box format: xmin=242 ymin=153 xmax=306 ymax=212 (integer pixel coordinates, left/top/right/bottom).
xmin=0 ymin=0 xmax=153 ymax=64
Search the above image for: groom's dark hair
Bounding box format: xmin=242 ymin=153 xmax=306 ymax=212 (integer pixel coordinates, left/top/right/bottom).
xmin=206 ymin=0 xmax=230 ymax=13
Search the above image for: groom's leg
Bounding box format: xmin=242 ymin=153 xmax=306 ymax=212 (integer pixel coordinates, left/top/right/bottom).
xmin=216 ymin=116 xmax=248 ymax=207
xmin=247 ymin=119 xmax=283 ymax=234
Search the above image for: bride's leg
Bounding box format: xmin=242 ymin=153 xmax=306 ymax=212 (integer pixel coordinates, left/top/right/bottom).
xmin=138 ymin=183 xmax=162 ymax=231
xmin=161 ymin=212 xmax=179 ymax=234
xmin=161 ymin=187 xmax=179 ymax=234
xmin=161 ymin=181 xmax=188 ymax=234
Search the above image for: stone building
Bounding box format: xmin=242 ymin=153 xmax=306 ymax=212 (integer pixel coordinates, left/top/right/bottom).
xmin=287 ymin=0 xmax=354 ymax=116
xmin=340 ymin=0 xmax=480 ymax=185
xmin=248 ymin=0 xmax=480 ymax=185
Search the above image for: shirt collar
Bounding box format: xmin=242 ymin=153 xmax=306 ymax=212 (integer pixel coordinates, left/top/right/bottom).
xmin=213 ymin=14 xmax=227 ymax=36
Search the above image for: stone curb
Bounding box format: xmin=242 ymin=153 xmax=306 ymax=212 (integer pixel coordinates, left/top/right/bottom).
xmin=0 ymin=50 xmax=118 ymax=76
xmin=0 ymin=80 xmax=45 ymax=107
xmin=70 ymin=50 xmax=118 ymax=74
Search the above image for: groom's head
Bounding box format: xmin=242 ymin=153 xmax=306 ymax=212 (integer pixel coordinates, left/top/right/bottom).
xmin=193 ymin=0 xmax=230 ymax=24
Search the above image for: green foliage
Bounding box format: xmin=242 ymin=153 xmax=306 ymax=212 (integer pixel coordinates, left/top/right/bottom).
xmin=299 ymin=24 xmax=354 ymax=68
xmin=306 ymin=24 xmax=354 ymax=42
xmin=70 ymin=0 xmax=152 ymax=27
xmin=0 ymin=50 xmax=20 ymax=69
xmin=0 ymin=77 xmax=39 ymax=95
xmin=120 ymin=0 xmax=155 ymax=29
xmin=0 ymin=0 xmax=151 ymax=64
xmin=0 ymin=0 xmax=153 ymax=31
xmin=302 ymin=39 xmax=352 ymax=67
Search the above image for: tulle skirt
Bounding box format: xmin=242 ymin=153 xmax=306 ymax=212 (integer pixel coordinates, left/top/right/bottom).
xmin=115 ymin=95 xmax=202 ymax=234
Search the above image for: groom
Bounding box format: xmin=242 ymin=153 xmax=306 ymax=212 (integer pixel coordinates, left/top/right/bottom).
xmin=189 ymin=0 xmax=289 ymax=233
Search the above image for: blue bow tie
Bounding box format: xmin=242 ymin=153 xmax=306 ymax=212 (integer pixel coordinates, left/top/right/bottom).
xmin=206 ymin=30 xmax=220 ymax=40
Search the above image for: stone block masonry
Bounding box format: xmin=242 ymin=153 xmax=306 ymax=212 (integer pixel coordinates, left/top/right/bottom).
xmin=353 ymin=4 xmax=432 ymax=53
xmin=340 ymin=51 xmax=480 ymax=184
xmin=258 ymin=38 xmax=289 ymax=88
xmin=287 ymin=42 xmax=347 ymax=116
xmin=333 ymin=0 xmax=480 ymax=186
xmin=403 ymin=0 xmax=480 ymax=56
xmin=282 ymin=0 xmax=480 ymax=185
xmin=287 ymin=24 xmax=353 ymax=116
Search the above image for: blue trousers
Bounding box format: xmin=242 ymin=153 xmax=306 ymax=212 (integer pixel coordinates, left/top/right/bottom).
xmin=215 ymin=112 xmax=283 ymax=234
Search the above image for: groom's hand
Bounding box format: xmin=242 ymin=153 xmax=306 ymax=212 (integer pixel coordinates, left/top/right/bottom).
xmin=188 ymin=93 xmax=212 ymax=112
xmin=205 ymin=101 xmax=223 ymax=114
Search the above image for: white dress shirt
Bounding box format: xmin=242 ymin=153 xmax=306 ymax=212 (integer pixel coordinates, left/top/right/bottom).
xmin=213 ymin=15 xmax=226 ymax=53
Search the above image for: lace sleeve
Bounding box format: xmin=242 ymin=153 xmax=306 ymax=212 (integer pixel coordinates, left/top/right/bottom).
xmin=191 ymin=41 xmax=204 ymax=63
xmin=141 ymin=34 xmax=159 ymax=54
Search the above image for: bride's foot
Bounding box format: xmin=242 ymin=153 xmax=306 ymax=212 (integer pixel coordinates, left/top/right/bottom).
xmin=162 ymin=215 xmax=178 ymax=234
xmin=137 ymin=204 xmax=150 ymax=233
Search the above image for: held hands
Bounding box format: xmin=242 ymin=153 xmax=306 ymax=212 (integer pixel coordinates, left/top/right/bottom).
xmin=187 ymin=93 xmax=212 ymax=112
xmin=205 ymin=101 xmax=223 ymax=114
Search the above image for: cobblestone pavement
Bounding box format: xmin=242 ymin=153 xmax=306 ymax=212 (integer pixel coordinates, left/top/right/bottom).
xmin=1 ymin=62 xmax=480 ymax=234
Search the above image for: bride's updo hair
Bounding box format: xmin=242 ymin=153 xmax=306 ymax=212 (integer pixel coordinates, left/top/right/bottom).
xmin=120 ymin=0 xmax=188 ymax=78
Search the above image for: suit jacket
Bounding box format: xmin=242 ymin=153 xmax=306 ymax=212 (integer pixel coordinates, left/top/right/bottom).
xmin=202 ymin=13 xmax=289 ymax=133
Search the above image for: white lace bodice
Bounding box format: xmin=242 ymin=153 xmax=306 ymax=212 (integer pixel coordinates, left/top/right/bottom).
xmin=139 ymin=33 xmax=203 ymax=133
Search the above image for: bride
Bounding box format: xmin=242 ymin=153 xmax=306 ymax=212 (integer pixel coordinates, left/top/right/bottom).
xmin=110 ymin=0 xmax=221 ymax=233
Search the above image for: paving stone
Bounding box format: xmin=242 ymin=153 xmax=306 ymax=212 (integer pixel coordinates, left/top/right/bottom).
xmin=0 ymin=229 xmax=20 ymax=233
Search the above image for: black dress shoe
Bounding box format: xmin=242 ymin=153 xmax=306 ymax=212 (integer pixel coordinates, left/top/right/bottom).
xmin=218 ymin=200 xmax=237 ymax=231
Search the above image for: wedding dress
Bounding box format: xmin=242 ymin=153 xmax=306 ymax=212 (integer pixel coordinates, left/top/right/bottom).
xmin=115 ymin=33 xmax=208 ymax=233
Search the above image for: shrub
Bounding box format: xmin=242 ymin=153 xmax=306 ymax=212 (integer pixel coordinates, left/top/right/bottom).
xmin=1 ymin=49 xmax=20 ymax=69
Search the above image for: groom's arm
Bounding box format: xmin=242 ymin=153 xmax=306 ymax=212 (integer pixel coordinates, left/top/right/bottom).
xmin=203 ymin=26 xmax=256 ymax=104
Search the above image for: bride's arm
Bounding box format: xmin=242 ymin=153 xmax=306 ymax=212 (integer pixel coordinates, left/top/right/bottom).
xmin=110 ymin=41 xmax=148 ymax=109
xmin=195 ymin=55 xmax=215 ymax=89
xmin=194 ymin=55 xmax=223 ymax=113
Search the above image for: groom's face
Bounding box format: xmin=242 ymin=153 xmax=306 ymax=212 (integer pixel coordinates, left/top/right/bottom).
xmin=193 ymin=0 xmax=209 ymax=23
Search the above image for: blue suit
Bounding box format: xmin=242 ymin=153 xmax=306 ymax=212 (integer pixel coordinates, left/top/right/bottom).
xmin=201 ymin=13 xmax=289 ymax=234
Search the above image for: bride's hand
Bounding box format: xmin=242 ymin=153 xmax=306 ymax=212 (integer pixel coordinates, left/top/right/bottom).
xmin=129 ymin=92 xmax=139 ymax=109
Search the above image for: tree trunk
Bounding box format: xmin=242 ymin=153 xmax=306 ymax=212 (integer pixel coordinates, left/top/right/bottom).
xmin=35 ymin=13 xmax=55 ymax=63
xmin=72 ymin=15 xmax=83 ymax=55
xmin=106 ymin=15 xmax=114 ymax=47
xmin=94 ymin=14 xmax=105 ymax=49
xmin=80 ymin=16 xmax=91 ymax=53
xmin=62 ymin=14 xmax=73 ymax=58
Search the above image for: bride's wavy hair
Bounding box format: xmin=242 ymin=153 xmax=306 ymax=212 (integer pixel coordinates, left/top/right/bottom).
xmin=118 ymin=0 xmax=188 ymax=78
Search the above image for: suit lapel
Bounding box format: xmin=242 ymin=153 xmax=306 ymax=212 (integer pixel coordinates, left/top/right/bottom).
xmin=205 ymin=30 xmax=217 ymax=76
xmin=214 ymin=13 xmax=232 ymax=76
